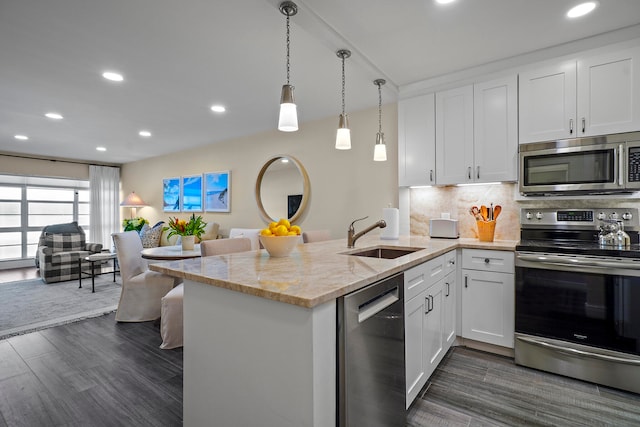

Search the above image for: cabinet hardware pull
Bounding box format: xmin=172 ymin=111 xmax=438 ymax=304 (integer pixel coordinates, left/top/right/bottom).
xmin=425 ymin=296 xmax=430 ymax=314
xmin=476 ymin=166 xmax=480 ymax=179
xmin=429 ymin=295 xmax=434 ymax=312
xmin=430 ymin=169 xmax=433 ymax=182
xmin=464 ymin=275 xmax=468 ymax=288
xmin=445 ymin=282 xmax=450 ymax=297
xmin=582 ymin=117 xmax=586 ymax=133
xmin=484 ymin=258 xmax=490 ymax=264
xmin=569 ymin=119 xmax=573 ymax=134
xmin=467 ymin=167 xmax=471 ymax=180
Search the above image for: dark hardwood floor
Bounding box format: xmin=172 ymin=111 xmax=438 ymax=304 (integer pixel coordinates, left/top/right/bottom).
xmin=0 ymin=313 xmax=182 ymax=427
xmin=0 ymin=267 xmax=39 ymax=283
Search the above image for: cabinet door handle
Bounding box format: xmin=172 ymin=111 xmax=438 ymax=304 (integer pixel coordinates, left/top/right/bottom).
xmin=582 ymin=117 xmax=586 ymax=133
xmin=429 ymin=295 xmax=434 ymax=311
xmin=445 ymin=282 xmax=450 ymax=297
xmin=464 ymin=275 xmax=468 ymax=288
xmin=468 ymin=167 xmax=472 ymax=180
xmin=569 ymin=119 xmax=573 ymax=134
xmin=430 ymin=169 xmax=434 ymax=182
xmin=476 ymin=166 xmax=480 ymax=180
xmin=425 ymin=296 xmax=430 ymax=314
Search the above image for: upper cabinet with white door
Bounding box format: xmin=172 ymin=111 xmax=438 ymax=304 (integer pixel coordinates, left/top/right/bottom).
xmin=519 ymin=46 xmax=640 ymax=143
xmin=398 ymin=93 xmax=436 ymax=187
xmin=435 ymin=75 xmax=518 ymax=185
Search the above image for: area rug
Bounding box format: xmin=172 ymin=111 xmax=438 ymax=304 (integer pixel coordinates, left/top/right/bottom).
xmin=0 ymin=275 xmax=121 ymax=340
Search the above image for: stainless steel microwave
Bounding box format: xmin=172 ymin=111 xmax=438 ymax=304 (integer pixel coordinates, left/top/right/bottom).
xmin=519 ymin=132 xmax=640 ymax=196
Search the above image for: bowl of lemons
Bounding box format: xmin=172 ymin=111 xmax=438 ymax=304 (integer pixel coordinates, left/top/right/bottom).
xmin=259 ymin=219 xmax=302 ymax=257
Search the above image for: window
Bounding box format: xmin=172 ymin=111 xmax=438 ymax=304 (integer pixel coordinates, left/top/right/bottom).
xmin=0 ymin=175 xmax=90 ymax=263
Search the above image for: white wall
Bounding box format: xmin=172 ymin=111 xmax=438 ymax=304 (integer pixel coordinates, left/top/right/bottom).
xmin=120 ymin=104 xmax=399 ymax=240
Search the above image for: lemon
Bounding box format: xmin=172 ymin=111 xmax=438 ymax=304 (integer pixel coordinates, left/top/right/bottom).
xmin=260 ymin=228 xmax=273 ymax=236
xmin=287 ymin=231 xmax=297 ymax=236
xmin=268 ymin=221 xmax=278 ymax=230
xmin=274 ymin=225 xmax=289 ymax=236
xmin=277 ymin=218 xmax=291 ymax=229
xmin=290 ymin=225 xmax=301 ymax=235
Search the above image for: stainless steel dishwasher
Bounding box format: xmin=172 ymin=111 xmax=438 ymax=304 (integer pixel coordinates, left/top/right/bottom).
xmin=337 ymin=272 xmax=405 ymax=427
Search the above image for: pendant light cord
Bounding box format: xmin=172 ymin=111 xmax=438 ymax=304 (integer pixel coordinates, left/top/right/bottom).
xmin=341 ymin=55 xmax=346 ymax=115
xmin=377 ymin=82 xmax=382 ymax=133
xmin=285 ymin=13 xmax=291 ymax=84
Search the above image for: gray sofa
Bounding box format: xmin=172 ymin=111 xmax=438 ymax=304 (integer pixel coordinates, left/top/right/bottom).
xmin=36 ymin=222 xmax=103 ymax=283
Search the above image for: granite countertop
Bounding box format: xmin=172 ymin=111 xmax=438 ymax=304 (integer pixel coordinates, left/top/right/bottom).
xmin=149 ymin=235 xmax=518 ymax=309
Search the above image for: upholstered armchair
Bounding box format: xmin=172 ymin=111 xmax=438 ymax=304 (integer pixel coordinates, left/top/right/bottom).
xmin=112 ymin=231 xmax=182 ymax=322
xmin=36 ymin=221 xmax=103 ymax=283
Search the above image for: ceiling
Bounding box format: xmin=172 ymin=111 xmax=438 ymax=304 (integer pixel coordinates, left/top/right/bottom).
xmin=1 ymin=0 xmax=640 ymax=165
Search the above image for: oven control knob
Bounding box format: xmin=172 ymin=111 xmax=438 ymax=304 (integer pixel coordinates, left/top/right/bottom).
xmin=623 ymin=212 xmax=633 ymax=220
xmin=597 ymin=212 xmax=606 ymax=220
xmin=609 ymin=212 xmax=619 ymax=220
xmin=525 ymin=212 xmax=533 ymax=220
xmin=535 ymin=212 xmax=543 ymax=220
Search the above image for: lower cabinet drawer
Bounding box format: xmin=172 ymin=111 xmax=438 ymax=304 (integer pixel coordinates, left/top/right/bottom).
xmin=462 ymin=249 xmax=514 ymax=274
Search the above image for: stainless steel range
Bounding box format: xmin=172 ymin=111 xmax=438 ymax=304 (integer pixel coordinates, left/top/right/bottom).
xmin=515 ymin=207 xmax=640 ymax=394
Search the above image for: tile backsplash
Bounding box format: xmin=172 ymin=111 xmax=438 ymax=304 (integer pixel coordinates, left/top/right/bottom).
xmin=409 ymin=183 xmax=640 ymax=241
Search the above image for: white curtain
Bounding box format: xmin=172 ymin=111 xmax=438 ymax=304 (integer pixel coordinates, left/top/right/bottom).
xmin=89 ymin=165 xmax=120 ymax=249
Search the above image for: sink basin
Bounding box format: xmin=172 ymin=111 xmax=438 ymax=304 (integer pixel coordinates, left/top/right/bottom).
xmin=345 ymin=246 xmax=422 ymax=259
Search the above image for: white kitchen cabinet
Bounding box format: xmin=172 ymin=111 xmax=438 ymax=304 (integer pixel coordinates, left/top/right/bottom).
xmin=435 ymin=75 xmax=517 ymax=185
xmin=473 ymin=76 xmax=518 ymax=182
xmin=404 ymin=250 xmax=456 ymax=408
xmin=461 ymin=249 xmax=514 ymax=348
xmin=435 ymin=85 xmax=474 ymax=185
xmin=443 ymin=270 xmax=456 ymax=348
xmin=519 ymin=46 xmax=640 ymax=143
xmin=398 ymin=93 xmax=436 ymax=187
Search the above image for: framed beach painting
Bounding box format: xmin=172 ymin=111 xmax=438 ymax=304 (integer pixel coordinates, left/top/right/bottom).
xmin=182 ymin=174 xmax=203 ymax=212
xmin=204 ymin=170 xmax=231 ymax=212
xmin=163 ymin=177 xmax=181 ymax=212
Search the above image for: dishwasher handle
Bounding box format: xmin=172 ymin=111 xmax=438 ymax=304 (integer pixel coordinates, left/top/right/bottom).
xmin=358 ymin=287 xmax=399 ymax=323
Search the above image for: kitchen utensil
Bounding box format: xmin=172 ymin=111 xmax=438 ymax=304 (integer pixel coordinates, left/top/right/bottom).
xmin=480 ymin=205 xmax=488 ymax=221
xmin=490 ymin=203 xmax=494 ymax=220
xmin=493 ymin=205 xmax=502 ymax=219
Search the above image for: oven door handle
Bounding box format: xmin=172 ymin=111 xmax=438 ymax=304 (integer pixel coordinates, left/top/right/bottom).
xmin=517 ymin=336 xmax=640 ymax=366
xmin=516 ymin=253 xmax=640 ymax=270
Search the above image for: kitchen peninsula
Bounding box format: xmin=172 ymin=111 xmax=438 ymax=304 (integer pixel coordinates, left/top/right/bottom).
xmin=150 ymin=235 xmax=516 ymax=427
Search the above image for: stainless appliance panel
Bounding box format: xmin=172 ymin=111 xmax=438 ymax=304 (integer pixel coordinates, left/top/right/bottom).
xmin=337 ymin=272 xmax=405 ymax=427
xmin=519 ymin=131 xmax=640 ymax=195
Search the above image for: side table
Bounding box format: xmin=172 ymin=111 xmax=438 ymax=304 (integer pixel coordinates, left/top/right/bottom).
xmin=78 ymin=253 xmax=119 ymax=293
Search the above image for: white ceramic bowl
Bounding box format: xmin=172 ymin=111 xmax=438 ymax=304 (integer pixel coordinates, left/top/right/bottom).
xmin=259 ymin=234 xmax=300 ymax=257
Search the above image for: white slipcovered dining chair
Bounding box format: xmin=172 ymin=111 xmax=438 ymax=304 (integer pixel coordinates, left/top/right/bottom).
xmin=302 ymin=229 xmax=331 ymax=243
xmin=112 ymin=231 xmax=182 ymax=322
xmin=160 ymin=237 xmax=253 ymax=349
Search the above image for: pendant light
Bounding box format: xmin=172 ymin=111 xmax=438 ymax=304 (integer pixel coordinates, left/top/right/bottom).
xmin=373 ymin=79 xmax=387 ymax=161
xmin=335 ymin=49 xmax=351 ymax=150
xmin=278 ymin=1 xmax=298 ymax=132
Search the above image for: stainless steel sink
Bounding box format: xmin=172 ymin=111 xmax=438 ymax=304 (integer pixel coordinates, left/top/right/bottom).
xmin=345 ymin=246 xmax=422 ymax=259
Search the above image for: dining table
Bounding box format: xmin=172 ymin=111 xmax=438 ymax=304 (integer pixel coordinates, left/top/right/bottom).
xmin=141 ymin=244 xmax=201 ymax=261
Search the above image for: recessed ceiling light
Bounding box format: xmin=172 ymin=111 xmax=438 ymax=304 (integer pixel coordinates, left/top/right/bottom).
xmin=96 ymin=146 xmax=107 ymax=152
xmin=45 ymin=112 xmax=63 ymax=120
xmin=139 ymin=130 xmax=152 ymax=137
xmin=435 ymin=0 xmax=456 ymax=4
xmin=102 ymin=71 xmax=124 ymax=82
xmin=14 ymin=135 xmax=29 ymax=140
xmin=567 ymin=2 xmax=597 ymax=18
xmin=210 ymin=105 xmax=226 ymax=113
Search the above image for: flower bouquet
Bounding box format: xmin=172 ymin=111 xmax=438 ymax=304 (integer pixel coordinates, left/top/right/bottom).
xmin=165 ymin=214 xmax=207 ymax=250
xmin=122 ymin=217 xmax=149 ymax=232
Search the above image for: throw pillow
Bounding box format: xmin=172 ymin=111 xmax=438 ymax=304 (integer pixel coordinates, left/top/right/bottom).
xmin=139 ymin=222 xmax=163 ymax=248
xmin=45 ymin=232 xmax=85 ymax=252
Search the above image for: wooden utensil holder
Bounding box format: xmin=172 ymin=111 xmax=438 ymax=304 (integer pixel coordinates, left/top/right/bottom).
xmin=477 ymin=220 xmax=496 ymax=242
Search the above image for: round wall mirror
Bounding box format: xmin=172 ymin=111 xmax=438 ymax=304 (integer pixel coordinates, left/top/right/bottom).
xmin=255 ymin=155 xmax=310 ymax=223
